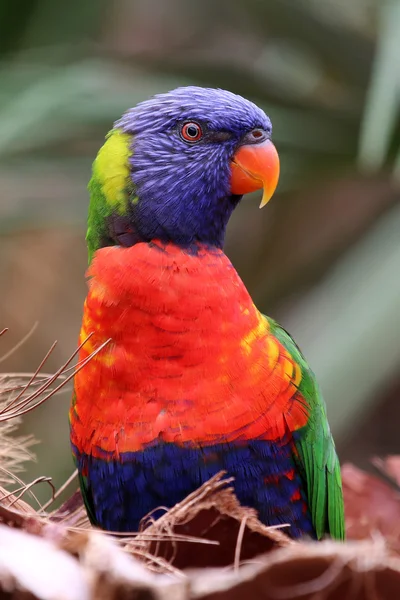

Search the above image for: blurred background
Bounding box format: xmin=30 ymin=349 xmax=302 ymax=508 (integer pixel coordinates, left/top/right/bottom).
xmin=0 ymin=0 xmax=399 ymax=501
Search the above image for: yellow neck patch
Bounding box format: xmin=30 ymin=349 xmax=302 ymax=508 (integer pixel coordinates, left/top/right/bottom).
xmin=93 ymin=129 xmax=132 ymax=213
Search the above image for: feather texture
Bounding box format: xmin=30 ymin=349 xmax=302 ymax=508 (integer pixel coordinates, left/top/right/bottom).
xmin=71 ymin=85 xmax=344 ymax=540
xmin=267 ymin=319 xmax=344 ymax=539
xmin=70 ymin=241 xmax=344 ymax=539
xmin=86 ymin=129 xmax=135 ymax=262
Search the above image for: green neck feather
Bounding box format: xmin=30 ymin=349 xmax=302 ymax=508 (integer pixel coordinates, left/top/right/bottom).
xmin=86 ymin=129 xmax=134 ymax=263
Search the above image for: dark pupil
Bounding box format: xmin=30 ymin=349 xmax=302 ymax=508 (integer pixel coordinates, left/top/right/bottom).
xmin=187 ymin=125 xmax=198 ymax=137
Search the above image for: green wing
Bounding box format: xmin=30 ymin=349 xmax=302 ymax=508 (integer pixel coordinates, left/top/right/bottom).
xmin=77 ymin=470 xmax=97 ymax=525
xmin=71 ymin=447 xmax=97 ymax=525
xmin=70 ymin=393 xmax=97 ymax=525
xmin=266 ymin=316 xmax=345 ymax=540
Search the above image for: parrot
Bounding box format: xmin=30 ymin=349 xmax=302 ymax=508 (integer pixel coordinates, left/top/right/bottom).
xmin=70 ymin=86 xmax=345 ymax=540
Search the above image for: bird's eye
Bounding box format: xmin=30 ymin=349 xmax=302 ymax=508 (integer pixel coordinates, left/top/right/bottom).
xmin=181 ymin=122 xmax=203 ymax=142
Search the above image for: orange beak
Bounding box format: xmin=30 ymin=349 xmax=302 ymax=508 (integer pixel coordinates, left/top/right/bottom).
xmin=230 ymin=140 xmax=280 ymax=208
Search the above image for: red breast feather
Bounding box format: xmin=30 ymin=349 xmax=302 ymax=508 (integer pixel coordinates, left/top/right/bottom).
xmin=70 ymin=241 xmax=308 ymax=457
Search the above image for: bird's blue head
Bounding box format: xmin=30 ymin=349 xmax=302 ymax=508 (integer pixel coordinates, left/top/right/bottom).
xmin=86 ymin=86 xmax=279 ymax=260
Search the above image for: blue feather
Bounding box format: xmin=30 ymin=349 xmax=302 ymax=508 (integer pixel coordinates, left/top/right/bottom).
xmin=73 ymin=440 xmax=315 ymax=538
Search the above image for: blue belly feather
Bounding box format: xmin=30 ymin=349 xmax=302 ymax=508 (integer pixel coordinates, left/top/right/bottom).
xmin=73 ymin=439 xmax=315 ymax=539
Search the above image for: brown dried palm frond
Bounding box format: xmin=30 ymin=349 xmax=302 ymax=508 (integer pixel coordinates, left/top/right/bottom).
xmin=0 ymin=329 xmax=110 ymax=499
xmin=0 ymin=331 xmax=110 ymax=423
xmin=0 ymin=326 xmax=39 ymax=486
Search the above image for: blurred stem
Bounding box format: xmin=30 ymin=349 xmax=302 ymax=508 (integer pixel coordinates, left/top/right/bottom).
xmin=0 ymin=1 xmax=39 ymax=55
xmin=358 ymin=0 xmax=400 ymax=171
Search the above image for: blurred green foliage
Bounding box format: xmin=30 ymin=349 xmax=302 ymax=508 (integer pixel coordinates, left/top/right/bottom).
xmin=0 ymin=0 xmax=398 ymax=217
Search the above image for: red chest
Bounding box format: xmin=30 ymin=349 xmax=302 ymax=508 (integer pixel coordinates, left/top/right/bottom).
xmin=71 ymin=242 xmax=304 ymax=456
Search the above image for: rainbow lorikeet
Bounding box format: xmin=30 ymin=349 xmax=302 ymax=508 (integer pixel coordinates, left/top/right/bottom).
xmin=70 ymin=86 xmax=344 ymax=540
